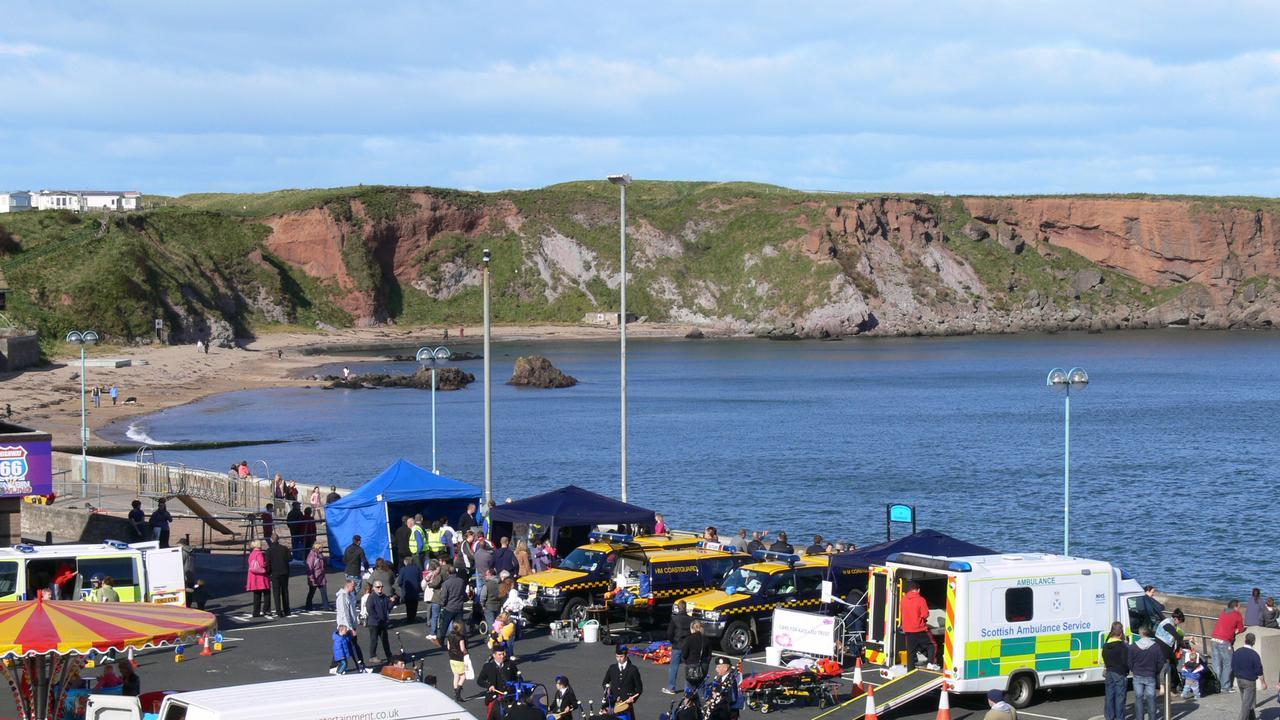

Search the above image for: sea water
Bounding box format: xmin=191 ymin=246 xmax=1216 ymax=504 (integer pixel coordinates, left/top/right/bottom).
xmin=105 ymin=330 xmax=1280 ymax=598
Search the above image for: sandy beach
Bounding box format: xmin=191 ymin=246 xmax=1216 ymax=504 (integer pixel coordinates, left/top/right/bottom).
xmin=0 ymin=322 xmax=697 ymax=447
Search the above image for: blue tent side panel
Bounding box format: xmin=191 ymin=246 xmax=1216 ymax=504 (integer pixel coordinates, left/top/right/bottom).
xmin=327 ymin=459 xmax=481 ymax=569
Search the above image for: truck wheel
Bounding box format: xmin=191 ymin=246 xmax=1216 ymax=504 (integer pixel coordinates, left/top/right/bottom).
xmin=722 ymin=621 xmax=753 ymax=656
xmin=1006 ymin=673 xmax=1037 ymax=709
xmin=561 ymin=597 xmax=586 ymax=625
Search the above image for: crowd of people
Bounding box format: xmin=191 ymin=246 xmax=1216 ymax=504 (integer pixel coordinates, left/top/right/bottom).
xmin=1097 ymin=585 xmax=1276 ymax=720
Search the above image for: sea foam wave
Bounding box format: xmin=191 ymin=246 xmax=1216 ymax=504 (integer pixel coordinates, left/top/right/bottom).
xmin=125 ymin=422 xmax=173 ymax=446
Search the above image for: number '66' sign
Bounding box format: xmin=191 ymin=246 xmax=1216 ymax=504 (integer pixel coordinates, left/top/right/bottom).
xmin=0 ymin=446 xmax=30 ymax=481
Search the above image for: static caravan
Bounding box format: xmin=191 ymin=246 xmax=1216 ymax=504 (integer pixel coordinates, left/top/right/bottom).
xmin=864 ymin=552 xmax=1143 ymax=707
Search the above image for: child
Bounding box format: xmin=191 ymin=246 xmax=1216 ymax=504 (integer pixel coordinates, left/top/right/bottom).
xmin=188 ymin=579 xmax=210 ymax=610
xmin=1179 ymin=650 xmax=1204 ymax=699
xmin=331 ymin=625 xmax=355 ymax=675
xmin=97 ymin=662 xmax=122 ymax=689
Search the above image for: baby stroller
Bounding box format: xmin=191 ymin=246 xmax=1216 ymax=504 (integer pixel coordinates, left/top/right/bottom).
xmin=739 ymin=661 xmax=841 ymax=714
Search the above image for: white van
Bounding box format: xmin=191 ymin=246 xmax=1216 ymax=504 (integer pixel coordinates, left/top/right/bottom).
xmin=86 ymin=673 xmax=480 ymax=720
xmin=0 ymin=540 xmax=185 ymax=604
xmin=864 ymin=552 xmax=1144 ymax=708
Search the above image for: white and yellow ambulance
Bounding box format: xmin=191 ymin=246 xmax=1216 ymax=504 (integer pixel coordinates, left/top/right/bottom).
xmin=0 ymin=540 xmax=186 ymax=604
xmin=864 ymin=551 xmax=1144 ymax=708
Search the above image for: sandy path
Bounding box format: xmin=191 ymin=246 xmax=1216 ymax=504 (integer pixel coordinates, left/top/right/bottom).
xmin=0 ymin=322 xmax=695 ymax=446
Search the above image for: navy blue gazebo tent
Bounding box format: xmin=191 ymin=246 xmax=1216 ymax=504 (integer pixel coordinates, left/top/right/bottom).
xmin=326 ymin=459 xmax=481 ymax=569
xmin=828 ymin=529 xmax=999 ymax=575
xmin=489 ymin=485 xmax=656 ymax=555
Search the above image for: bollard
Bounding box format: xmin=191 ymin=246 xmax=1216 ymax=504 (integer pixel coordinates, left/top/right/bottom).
xmin=174 ymin=644 xmax=185 ymax=663
xmin=213 ymin=633 xmax=224 ymax=652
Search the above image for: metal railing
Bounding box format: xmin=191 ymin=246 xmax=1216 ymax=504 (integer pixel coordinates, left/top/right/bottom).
xmin=136 ymin=461 xmax=262 ymax=512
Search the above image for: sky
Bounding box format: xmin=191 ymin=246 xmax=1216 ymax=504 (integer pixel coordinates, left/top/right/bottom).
xmin=2 ymin=2 xmax=1279 ymax=196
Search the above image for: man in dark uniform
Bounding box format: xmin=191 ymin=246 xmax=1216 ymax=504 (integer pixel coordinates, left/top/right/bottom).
xmin=767 ymin=532 xmax=793 ymax=554
xmin=703 ymin=657 xmax=739 ymax=720
xmin=603 ymin=647 xmax=643 ymax=720
xmin=393 ymin=515 xmax=411 ymax=568
xmin=476 ymin=643 xmax=520 ymax=720
xmin=266 ymin=533 xmax=293 ymax=617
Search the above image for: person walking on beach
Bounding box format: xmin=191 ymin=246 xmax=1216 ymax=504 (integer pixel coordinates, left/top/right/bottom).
xmin=246 ymin=540 xmax=271 ymax=617
xmin=1101 ymin=621 xmax=1128 ymax=720
xmin=305 ymin=545 xmax=330 ymax=612
xmin=1212 ymin=599 xmax=1246 ymax=692
xmin=109 ymin=385 xmax=119 ymax=406
xmin=1231 ymin=633 xmax=1266 ymax=720
xmin=149 ymin=499 xmax=172 ymax=548
xmin=91 ymin=385 xmax=101 ymax=408
xmin=266 ymin=533 xmax=292 ymax=618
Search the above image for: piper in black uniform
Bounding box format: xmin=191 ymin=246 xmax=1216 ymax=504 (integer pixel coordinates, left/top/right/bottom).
xmin=476 ymin=643 xmax=520 ymax=720
xmin=703 ymin=657 xmax=738 ymax=720
xmin=602 ymin=647 xmax=643 ymax=720
xmin=548 ymin=675 xmax=579 ymax=720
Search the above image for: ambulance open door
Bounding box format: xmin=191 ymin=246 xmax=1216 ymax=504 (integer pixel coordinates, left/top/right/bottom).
xmin=865 ymin=566 xmax=894 ymax=666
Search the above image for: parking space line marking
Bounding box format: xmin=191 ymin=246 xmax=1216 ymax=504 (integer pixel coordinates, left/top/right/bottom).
xmin=1020 ymin=712 xmax=1068 ymax=720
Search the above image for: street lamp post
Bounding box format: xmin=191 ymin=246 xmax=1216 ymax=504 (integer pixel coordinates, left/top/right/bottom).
xmin=416 ymin=346 xmax=452 ymax=474
xmin=1046 ymin=367 xmax=1088 ymax=556
xmin=65 ymin=330 xmax=99 ymax=498
xmin=607 ymin=174 xmax=632 ymax=503
xmin=481 ymin=248 xmax=492 ymax=505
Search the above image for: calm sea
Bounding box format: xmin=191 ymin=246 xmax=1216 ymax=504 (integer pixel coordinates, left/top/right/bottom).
xmin=106 ymin=331 xmax=1280 ymax=598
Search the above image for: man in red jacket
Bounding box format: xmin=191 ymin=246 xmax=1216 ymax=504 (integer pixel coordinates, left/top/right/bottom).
xmin=900 ymin=582 xmax=934 ymax=671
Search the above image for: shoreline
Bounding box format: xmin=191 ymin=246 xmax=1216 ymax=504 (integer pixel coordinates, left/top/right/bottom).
xmin=0 ymin=322 xmax=698 ymax=448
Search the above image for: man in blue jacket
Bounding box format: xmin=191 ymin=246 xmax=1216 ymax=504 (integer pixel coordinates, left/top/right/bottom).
xmin=396 ymin=557 xmax=422 ymax=624
xmin=1231 ymin=633 xmax=1267 ymax=720
xmin=366 ymin=580 xmax=394 ymax=664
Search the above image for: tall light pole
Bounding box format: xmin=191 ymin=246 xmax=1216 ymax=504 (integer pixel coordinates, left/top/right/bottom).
xmin=66 ymin=330 xmax=99 ymax=498
xmin=608 ymin=174 xmax=633 ymax=502
xmin=416 ymin=345 xmax=452 ymax=474
xmin=482 ymin=248 xmax=492 ymax=506
xmin=1046 ymin=367 xmax=1088 ymax=556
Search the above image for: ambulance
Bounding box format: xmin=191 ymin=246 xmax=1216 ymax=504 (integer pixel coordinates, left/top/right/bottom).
xmin=517 ymin=531 xmax=701 ymax=623
xmin=0 ymin=540 xmax=186 ymax=605
xmin=863 ymin=551 xmax=1144 ymax=708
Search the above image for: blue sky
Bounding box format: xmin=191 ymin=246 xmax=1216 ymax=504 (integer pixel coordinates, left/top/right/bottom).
xmin=2 ymin=2 xmax=1279 ymax=196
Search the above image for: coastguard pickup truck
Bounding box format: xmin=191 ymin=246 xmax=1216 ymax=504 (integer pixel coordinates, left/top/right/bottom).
xmin=517 ymin=531 xmax=700 ymax=623
xmin=684 ymin=551 xmax=858 ymax=655
xmin=607 ymin=540 xmax=750 ymax=622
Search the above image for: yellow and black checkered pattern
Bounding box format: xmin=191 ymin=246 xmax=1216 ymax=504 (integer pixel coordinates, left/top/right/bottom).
xmin=558 ymin=580 xmax=609 ymax=592
xmin=719 ymin=598 xmax=823 ymax=616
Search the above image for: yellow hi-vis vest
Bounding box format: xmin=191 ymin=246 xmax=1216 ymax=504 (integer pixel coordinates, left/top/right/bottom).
xmin=409 ymin=526 xmax=426 ymax=554
xmin=426 ymin=529 xmax=445 ymax=553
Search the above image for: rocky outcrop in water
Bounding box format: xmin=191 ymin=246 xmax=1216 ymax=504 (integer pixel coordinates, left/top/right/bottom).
xmin=325 ymin=366 xmax=474 ymax=390
xmin=507 ymin=356 xmax=577 ymax=389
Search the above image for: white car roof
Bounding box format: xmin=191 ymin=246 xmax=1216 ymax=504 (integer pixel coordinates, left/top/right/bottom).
xmin=169 ymin=673 xmax=478 ymax=720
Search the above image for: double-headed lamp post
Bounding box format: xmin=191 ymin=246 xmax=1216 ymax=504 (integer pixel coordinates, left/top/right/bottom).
xmin=607 ymin=174 xmax=633 ymax=503
xmin=66 ymin=330 xmax=99 ymax=498
xmin=416 ymin=346 xmax=452 ymax=474
xmin=1046 ymin=367 xmax=1088 ymax=556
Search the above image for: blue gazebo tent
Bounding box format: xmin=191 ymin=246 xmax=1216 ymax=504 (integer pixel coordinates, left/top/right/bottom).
xmin=326 ymin=459 xmax=481 ymax=569
xmin=489 ymin=485 xmax=656 ymax=555
xmin=828 ymin=529 xmax=999 ymax=576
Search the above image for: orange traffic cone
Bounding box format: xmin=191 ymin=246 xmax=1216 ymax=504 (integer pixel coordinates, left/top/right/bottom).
xmin=935 ymin=684 xmax=951 ymax=720
xmin=864 ymin=685 xmax=878 ymax=720
xmin=852 ymin=656 xmax=864 ymax=691
xmin=200 ymin=633 xmax=213 ymax=657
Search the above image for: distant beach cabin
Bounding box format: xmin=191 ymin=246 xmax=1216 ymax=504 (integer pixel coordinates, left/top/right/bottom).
xmin=581 ymin=311 xmax=638 ymax=327
xmin=0 ymin=191 xmax=32 ymax=213
xmin=32 ymin=190 xmax=141 ymax=212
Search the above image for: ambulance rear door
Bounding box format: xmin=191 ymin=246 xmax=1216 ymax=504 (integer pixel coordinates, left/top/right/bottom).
xmin=865 ymin=565 xmax=895 ymax=665
xmin=141 ymin=548 xmax=186 ymax=604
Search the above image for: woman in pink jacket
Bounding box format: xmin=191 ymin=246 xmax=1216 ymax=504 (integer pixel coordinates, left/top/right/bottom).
xmin=246 ymin=540 xmax=271 ymax=617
